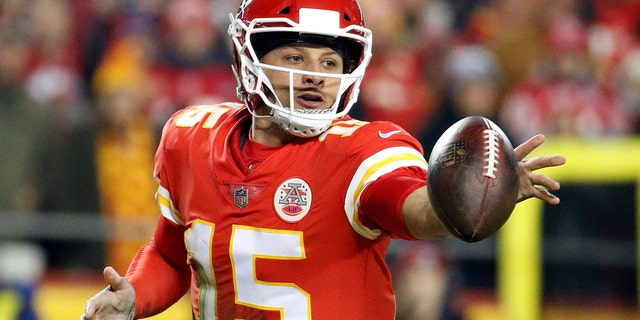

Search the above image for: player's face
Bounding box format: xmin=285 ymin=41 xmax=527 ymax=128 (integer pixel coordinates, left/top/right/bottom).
xmin=260 ymin=43 xmax=344 ymax=111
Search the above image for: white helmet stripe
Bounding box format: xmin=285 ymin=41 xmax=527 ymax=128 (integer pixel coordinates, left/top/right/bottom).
xmin=299 ymin=8 xmax=340 ymax=30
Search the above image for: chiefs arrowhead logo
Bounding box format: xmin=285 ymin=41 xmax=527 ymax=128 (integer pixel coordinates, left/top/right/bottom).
xmin=274 ymin=178 xmax=312 ymax=223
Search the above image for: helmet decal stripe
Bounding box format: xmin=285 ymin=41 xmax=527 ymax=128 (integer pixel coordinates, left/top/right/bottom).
xmin=299 ymin=8 xmax=340 ymax=30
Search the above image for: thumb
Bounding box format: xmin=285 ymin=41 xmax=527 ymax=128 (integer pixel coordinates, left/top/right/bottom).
xmin=103 ymin=266 xmax=131 ymax=291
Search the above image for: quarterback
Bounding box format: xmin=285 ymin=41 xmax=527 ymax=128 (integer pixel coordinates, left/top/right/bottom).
xmin=82 ymin=0 xmax=565 ymax=319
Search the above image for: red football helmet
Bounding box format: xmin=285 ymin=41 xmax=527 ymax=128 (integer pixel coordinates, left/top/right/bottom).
xmin=228 ymin=0 xmax=373 ymax=137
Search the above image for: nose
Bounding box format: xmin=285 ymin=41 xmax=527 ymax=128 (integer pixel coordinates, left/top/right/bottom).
xmin=304 ymin=75 xmax=324 ymax=86
xmin=301 ymin=65 xmax=324 ymax=86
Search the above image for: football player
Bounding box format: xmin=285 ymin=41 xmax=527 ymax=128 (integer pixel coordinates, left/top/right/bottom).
xmin=82 ymin=0 xmax=565 ymax=319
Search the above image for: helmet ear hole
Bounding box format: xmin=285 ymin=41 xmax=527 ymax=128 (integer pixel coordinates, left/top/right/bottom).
xmin=242 ymin=74 xmax=257 ymax=91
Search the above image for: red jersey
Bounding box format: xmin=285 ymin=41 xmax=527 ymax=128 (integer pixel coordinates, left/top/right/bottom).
xmin=153 ymin=103 xmax=428 ymax=319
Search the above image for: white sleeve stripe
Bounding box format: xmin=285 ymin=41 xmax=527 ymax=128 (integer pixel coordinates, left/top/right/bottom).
xmin=345 ymin=147 xmax=428 ymax=239
xmin=156 ymin=185 xmax=185 ymax=226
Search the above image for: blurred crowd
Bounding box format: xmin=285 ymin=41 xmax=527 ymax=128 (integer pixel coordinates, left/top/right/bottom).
xmin=0 ymin=0 xmax=639 ymax=319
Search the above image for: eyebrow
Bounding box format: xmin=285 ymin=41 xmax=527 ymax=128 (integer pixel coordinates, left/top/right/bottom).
xmin=278 ymin=43 xmax=341 ymax=56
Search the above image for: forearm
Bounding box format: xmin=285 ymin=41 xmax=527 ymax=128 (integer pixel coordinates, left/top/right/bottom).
xmin=401 ymin=185 xmax=451 ymax=240
xmin=125 ymin=218 xmax=191 ymax=318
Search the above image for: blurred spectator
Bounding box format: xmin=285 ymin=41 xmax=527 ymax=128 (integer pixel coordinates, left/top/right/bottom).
xmin=91 ymin=37 xmax=160 ymax=274
xmin=480 ymin=0 xmax=547 ymax=88
xmin=9 ymin=0 xmax=105 ymax=272
xmin=615 ymin=49 xmax=640 ymax=133
xmin=147 ymin=0 xmax=237 ymax=126
xmin=23 ymin=0 xmax=92 ymax=135
xmin=587 ymin=0 xmax=640 ymax=85
xmin=0 ymin=27 xmax=51 ymax=229
xmin=0 ymin=27 xmax=49 ymax=320
xmin=586 ymin=0 xmax=640 ymax=129
xmin=412 ymin=0 xmax=456 ymax=88
xmin=391 ymin=241 xmax=461 ymax=320
xmin=71 ymin=0 xmax=129 ymax=97
xmin=419 ymin=44 xmax=503 ymax=152
xmin=358 ymin=0 xmax=438 ymax=136
xmin=499 ymin=10 xmax=633 ymax=143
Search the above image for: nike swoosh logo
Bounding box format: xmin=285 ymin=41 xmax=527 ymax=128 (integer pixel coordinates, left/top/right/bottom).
xmin=378 ymin=129 xmax=403 ymax=138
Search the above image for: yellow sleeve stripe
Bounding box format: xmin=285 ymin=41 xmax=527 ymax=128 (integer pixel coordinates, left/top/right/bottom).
xmin=156 ymin=185 xmax=185 ymax=226
xmin=345 ymin=147 xmax=428 ymax=239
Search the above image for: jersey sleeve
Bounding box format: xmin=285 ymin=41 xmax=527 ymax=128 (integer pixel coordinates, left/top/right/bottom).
xmin=127 ymin=217 xmax=191 ymax=318
xmin=153 ymin=111 xmax=186 ymax=226
xmin=338 ymin=120 xmax=429 ymax=240
xmin=153 ymin=104 xmax=242 ymax=226
xmin=359 ymin=167 xmax=427 ymax=240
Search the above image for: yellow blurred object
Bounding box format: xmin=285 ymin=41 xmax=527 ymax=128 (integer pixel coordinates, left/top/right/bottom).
xmin=34 ymin=280 xmax=191 ymax=320
xmin=0 ymin=289 xmax=21 ymax=319
xmin=92 ymin=35 xmax=159 ymax=274
xmin=92 ymin=37 xmax=149 ymax=96
xmin=498 ymin=136 xmax=640 ymax=320
xmin=96 ymin=122 xmax=159 ymax=273
xmin=498 ymin=199 xmax=543 ymax=320
xmin=464 ymin=298 xmax=640 ymax=320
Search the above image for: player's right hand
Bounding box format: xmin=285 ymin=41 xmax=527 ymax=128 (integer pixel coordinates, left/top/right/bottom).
xmin=81 ymin=266 xmax=136 ymax=320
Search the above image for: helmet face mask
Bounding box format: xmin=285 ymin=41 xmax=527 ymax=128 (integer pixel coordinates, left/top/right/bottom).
xmin=228 ymin=0 xmax=372 ymax=137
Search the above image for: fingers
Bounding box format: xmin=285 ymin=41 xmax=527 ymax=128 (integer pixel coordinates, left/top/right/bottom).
xmin=514 ymin=134 xmax=566 ymax=170
xmin=82 ymin=267 xmax=135 ymax=320
xmin=103 ymin=266 xmax=120 ymax=286
xmin=529 ymin=172 xmax=560 ymax=191
xmin=103 ymin=266 xmax=130 ymax=292
xmin=514 ymin=134 xmax=545 ymax=161
xmin=83 ymin=288 xmax=106 ymax=320
xmin=533 ymin=186 xmax=560 ymax=205
xmin=513 ymin=135 xmax=567 ymax=206
xmin=544 ymin=155 xmax=567 ymax=168
xmin=82 ymin=301 xmax=96 ymax=319
xmin=523 ymin=155 xmax=566 ymax=171
xmin=520 ymin=155 xmax=565 ymax=196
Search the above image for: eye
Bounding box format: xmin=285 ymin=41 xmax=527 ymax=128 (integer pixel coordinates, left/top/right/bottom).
xmin=322 ymin=60 xmax=336 ymax=67
xmin=286 ymin=55 xmax=303 ymax=64
xmin=321 ymin=58 xmax=342 ymax=73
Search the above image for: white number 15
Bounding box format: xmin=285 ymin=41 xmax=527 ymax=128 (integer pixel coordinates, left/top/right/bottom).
xmin=186 ymin=221 xmax=312 ymax=319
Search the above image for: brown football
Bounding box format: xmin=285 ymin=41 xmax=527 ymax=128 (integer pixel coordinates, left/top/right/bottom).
xmin=427 ymin=116 xmax=519 ymax=242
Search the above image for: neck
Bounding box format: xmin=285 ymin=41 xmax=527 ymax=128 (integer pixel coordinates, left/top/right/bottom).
xmin=251 ymin=115 xmax=296 ymax=146
xmin=250 ymin=104 xmax=298 ymax=146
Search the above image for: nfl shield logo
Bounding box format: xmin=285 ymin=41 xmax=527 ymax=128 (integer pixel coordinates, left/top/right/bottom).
xmin=439 ymin=140 xmax=468 ymax=168
xmin=234 ymin=187 xmax=249 ymax=208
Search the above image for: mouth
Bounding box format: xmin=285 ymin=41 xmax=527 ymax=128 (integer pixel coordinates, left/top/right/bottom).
xmin=295 ymin=91 xmax=326 ymax=109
